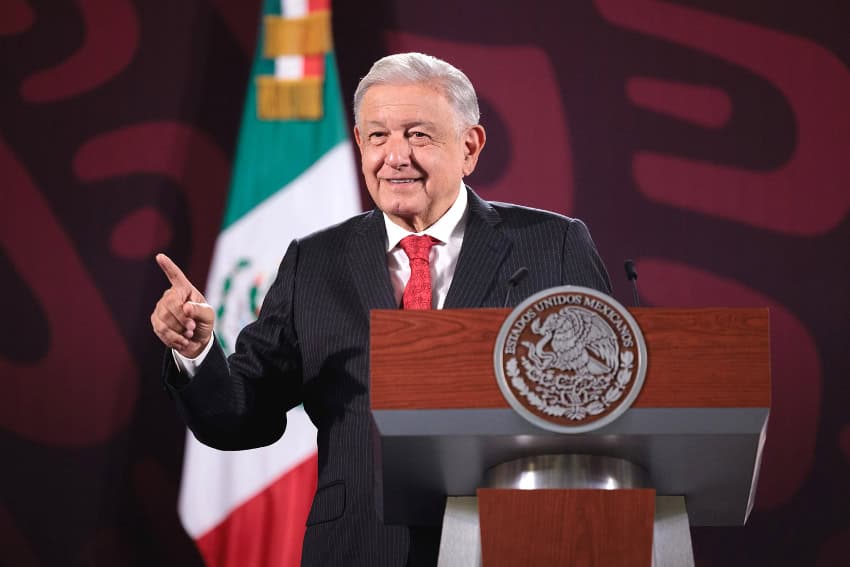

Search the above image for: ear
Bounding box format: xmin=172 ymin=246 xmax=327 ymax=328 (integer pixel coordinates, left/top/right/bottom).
xmin=353 ymin=124 xmax=364 ymax=151
xmin=461 ymin=124 xmax=486 ymax=176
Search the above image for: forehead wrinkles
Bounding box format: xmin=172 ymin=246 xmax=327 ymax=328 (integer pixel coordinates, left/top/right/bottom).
xmin=364 ymin=98 xmax=435 ymax=121
xmin=358 ymin=84 xmax=463 ymax=132
xmin=361 ymin=111 xmax=463 ymax=141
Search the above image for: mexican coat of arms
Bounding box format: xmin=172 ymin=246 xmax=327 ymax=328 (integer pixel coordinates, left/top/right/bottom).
xmin=494 ymin=286 xmax=647 ymax=433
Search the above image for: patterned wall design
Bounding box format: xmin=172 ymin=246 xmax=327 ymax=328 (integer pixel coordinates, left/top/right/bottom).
xmin=2 ymin=0 xmax=848 ymax=564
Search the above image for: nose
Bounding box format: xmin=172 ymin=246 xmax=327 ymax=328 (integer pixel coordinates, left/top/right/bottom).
xmin=384 ymin=134 xmax=411 ymax=169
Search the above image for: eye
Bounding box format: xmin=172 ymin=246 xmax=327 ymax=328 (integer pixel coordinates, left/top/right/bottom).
xmin=408 ymin=131 xmax=432 ymax=144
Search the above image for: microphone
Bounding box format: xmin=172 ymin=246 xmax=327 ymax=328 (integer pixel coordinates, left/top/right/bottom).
xmin=624 ymin=259 xmax=640 ymax=307
xmin=503 ymin=267 xmax=530 ymax=307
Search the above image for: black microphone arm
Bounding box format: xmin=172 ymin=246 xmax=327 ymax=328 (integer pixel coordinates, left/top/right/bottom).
xmin=503 ymin=267 xmax=530 ymax=307
xmin=624 ymin=259 xmax=640 ymax=307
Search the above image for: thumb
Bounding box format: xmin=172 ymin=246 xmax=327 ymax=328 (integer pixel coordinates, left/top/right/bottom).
xmin=184 ymin=301 xmax=215 ymax=327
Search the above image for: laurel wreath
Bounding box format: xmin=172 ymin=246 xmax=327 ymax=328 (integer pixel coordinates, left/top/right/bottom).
xmin=215 ymin=258 xmax=262 ymax=354
xmin=506 ymin=351 xmax=634 ymax=421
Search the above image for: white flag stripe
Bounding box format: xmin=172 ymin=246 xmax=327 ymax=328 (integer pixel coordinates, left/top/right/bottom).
xmin=180 ymin=142 xmax=360 ymax=539
xmin=204 ymin=141 xmax=360 ymax=314
xmin=178 ymin=407 xmax=317 ymax=538
xmin=275 ymin=55 xmax=304 ymax=80
xmin=282 ymin=0 xmax=308 ymax=18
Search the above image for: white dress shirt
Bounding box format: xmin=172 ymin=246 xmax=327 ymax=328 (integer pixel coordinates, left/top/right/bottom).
xmin=175 ymin=183 xmax=470 ymax=376
xmin=384 ymin=183 xmax=467 ymax=309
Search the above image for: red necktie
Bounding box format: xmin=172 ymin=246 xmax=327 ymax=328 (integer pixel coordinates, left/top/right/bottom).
xmin=399 ymin=235 xmax=438 ymax=310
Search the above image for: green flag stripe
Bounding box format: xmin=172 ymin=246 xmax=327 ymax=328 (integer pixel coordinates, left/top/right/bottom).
xmin=222 ymin=0 xmax=350 ymax=229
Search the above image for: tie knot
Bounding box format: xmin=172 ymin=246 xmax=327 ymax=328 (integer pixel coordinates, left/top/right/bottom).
xmin=399 ymin=235 xmax=437 ymax=261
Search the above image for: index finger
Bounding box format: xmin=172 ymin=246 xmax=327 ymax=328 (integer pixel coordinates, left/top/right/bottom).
xmin=156 ymin=253 xmax=192 ymax=289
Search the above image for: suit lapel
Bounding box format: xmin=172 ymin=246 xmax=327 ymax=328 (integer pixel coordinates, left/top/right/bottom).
xmin=444 ymin=189 xmax=511 ymax=308
xmin=347 ymin=209 xmax=397 ymax=311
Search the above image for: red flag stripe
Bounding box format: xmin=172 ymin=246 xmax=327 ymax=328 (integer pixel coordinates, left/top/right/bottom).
xmin=194 ymin=454 xmax=318 ymax=567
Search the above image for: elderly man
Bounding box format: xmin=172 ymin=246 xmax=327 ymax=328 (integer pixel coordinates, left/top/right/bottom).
xmin=152 ymin=52 xmax=610 ymax=566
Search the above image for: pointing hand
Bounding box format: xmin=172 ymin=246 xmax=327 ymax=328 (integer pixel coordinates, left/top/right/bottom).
xmin=150 ymin=253 xmax=215 ymax=358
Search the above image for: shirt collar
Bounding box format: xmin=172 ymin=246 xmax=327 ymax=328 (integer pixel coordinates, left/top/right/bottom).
xmin=384 ymin=182 xmax=468 ymax=252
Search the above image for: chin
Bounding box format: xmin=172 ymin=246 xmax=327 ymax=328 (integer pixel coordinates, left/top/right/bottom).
xmin=388 ymin=202 xmax=421 ymax=217
xmin=379 ymin=192 xmax=418 ymax=211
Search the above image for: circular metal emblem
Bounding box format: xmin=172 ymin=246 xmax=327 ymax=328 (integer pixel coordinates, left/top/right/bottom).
xmin=494 ymin=286 xmax=647 ymax=433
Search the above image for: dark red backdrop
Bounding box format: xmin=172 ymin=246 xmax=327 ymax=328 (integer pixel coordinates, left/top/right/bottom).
xmin=2 ymin=1 xmax=849 ymax=565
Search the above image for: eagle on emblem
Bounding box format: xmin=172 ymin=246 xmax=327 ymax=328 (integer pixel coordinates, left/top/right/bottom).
xmin=523 ymin=307 xmax=618 ymax=376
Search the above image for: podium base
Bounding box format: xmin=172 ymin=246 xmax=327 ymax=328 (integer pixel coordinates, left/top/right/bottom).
xmin=652 ymin=496 xmax=694 ymax=567
xmin=437 ymin=497 xmax=481 ymax=567
xmin=436 ymin=495 xmax=693 ymax=567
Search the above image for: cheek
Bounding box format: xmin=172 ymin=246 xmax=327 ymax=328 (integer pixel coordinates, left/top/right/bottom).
xmin=371 ymin=149 xmax=389 ymax=169
xmin=359 ymin=151 xmax=380 ymax=175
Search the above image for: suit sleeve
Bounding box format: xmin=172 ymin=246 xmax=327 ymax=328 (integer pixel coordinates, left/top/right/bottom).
xmin=560 ymin=218 xmax=612 ymax=294
xmin=162 ymin=240 xmax=304 ymax=450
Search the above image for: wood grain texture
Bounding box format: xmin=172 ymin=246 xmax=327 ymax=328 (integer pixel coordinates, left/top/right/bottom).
xmin=370 ymin=307 xmax=770 ymax=409
xmin=477 ymin=488 xmax=655 ymax=567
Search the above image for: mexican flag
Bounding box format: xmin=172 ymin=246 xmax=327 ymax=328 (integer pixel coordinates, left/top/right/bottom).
xmin=177 ymin=0 xmax=360 ymax=565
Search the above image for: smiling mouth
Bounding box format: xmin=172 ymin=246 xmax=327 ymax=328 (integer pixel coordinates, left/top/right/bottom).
xmin=383 ymin=178 xmax=421 ymax=184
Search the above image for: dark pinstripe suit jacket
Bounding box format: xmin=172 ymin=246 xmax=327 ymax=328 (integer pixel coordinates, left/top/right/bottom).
xmin=164 ymin=188 xmax=611 ymax=566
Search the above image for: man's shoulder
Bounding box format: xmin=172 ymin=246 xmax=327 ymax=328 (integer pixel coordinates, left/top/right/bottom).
xmin=477 ymin=196 xmax=580 ymax=230
xmin=488 ymin=200 xmax=572 ymax=220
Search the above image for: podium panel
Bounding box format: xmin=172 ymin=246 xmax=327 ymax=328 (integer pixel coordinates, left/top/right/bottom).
xmin=370 ymin=307 xmax=770 ymax=527
xmin=478 ymin=488 xmax=655 ymax=567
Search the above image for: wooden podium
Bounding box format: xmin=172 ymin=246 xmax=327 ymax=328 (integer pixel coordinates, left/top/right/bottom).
xmin=370 ymin=307 xmax=770 ymax=566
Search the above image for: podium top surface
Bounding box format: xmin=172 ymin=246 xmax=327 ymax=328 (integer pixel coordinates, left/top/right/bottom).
xmin=371 ymin=307 xmax=770 ymax=410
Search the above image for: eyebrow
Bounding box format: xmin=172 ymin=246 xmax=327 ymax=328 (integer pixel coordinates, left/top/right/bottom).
xmin=363 ymin=120 xmax=438 ymax=130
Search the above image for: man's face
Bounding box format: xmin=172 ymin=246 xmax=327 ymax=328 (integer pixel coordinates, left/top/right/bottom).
xmin=354 ymin=83 xmax=485 ymax=232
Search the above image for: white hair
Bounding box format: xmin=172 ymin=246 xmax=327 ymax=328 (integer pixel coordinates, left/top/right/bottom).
xmin=353 ymin=52 xmax=480 ymax=129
